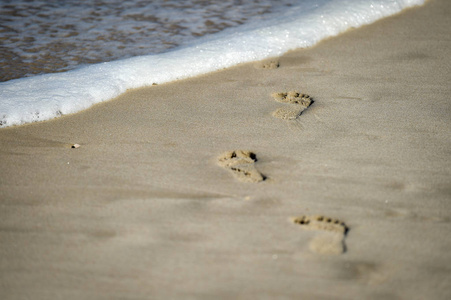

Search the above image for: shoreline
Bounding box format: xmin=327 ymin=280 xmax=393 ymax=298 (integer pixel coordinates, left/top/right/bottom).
xmin=1 ymin=0 xmax=450 ymax=299
xmin=0 ymin=0 xmax=426 ymax=129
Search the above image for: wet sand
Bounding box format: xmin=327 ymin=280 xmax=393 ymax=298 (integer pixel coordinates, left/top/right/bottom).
xmin=1 ymin=0 xmax=450 ymax=299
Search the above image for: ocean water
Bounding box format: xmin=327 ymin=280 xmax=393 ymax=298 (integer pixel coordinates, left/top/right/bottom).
xmin=0 ymin=0 xmax=425 ymax=128
xmin=1 ymin=0 xmax=306 ymax=81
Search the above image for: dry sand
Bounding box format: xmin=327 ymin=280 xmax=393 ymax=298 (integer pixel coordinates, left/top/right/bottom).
xmin=1 ymin=0 xmax=450 ymax=299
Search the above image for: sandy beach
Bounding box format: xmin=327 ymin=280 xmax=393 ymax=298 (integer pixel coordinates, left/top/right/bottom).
xmin=1 ymin=0 xmax=450 ymax=299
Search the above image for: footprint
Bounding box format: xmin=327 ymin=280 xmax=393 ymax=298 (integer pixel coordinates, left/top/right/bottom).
xmin=292 ymin=215 xmax=349 ymax=255
xmin=218 ymin=150 xmax=265 ymax=183
xmin=255 ymin=59 xmax=280 ymax=69
xmin=271 ymin=91 xmax=313 ymax=120
xmin=272 ymin=106 xmax=307 ymax=120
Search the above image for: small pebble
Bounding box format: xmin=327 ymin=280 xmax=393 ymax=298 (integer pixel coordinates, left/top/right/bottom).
xmin=71 ymin=144 xmax=80 ymax=148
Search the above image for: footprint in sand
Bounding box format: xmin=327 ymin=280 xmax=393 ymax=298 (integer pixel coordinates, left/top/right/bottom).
xmin=271 ymin=91 xmax=313 ymax=120
xmin=255 ymin=59 xmax=280 ymax=69
xmin=218 ymin=150 xmax=265 ymax=183
xmin=292 ymin=215 xmax=349 ymax=255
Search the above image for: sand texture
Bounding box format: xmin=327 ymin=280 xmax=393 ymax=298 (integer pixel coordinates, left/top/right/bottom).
xmin=1 ymin=0 xmax=450 ymax=299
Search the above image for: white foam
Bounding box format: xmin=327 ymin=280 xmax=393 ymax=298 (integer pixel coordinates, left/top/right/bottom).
xmin=0 ymin=0 xmax=425 ymax=128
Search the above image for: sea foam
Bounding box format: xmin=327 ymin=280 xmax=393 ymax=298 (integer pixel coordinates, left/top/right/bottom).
xmin=0 ymin=0 xmax=425 ymax=128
